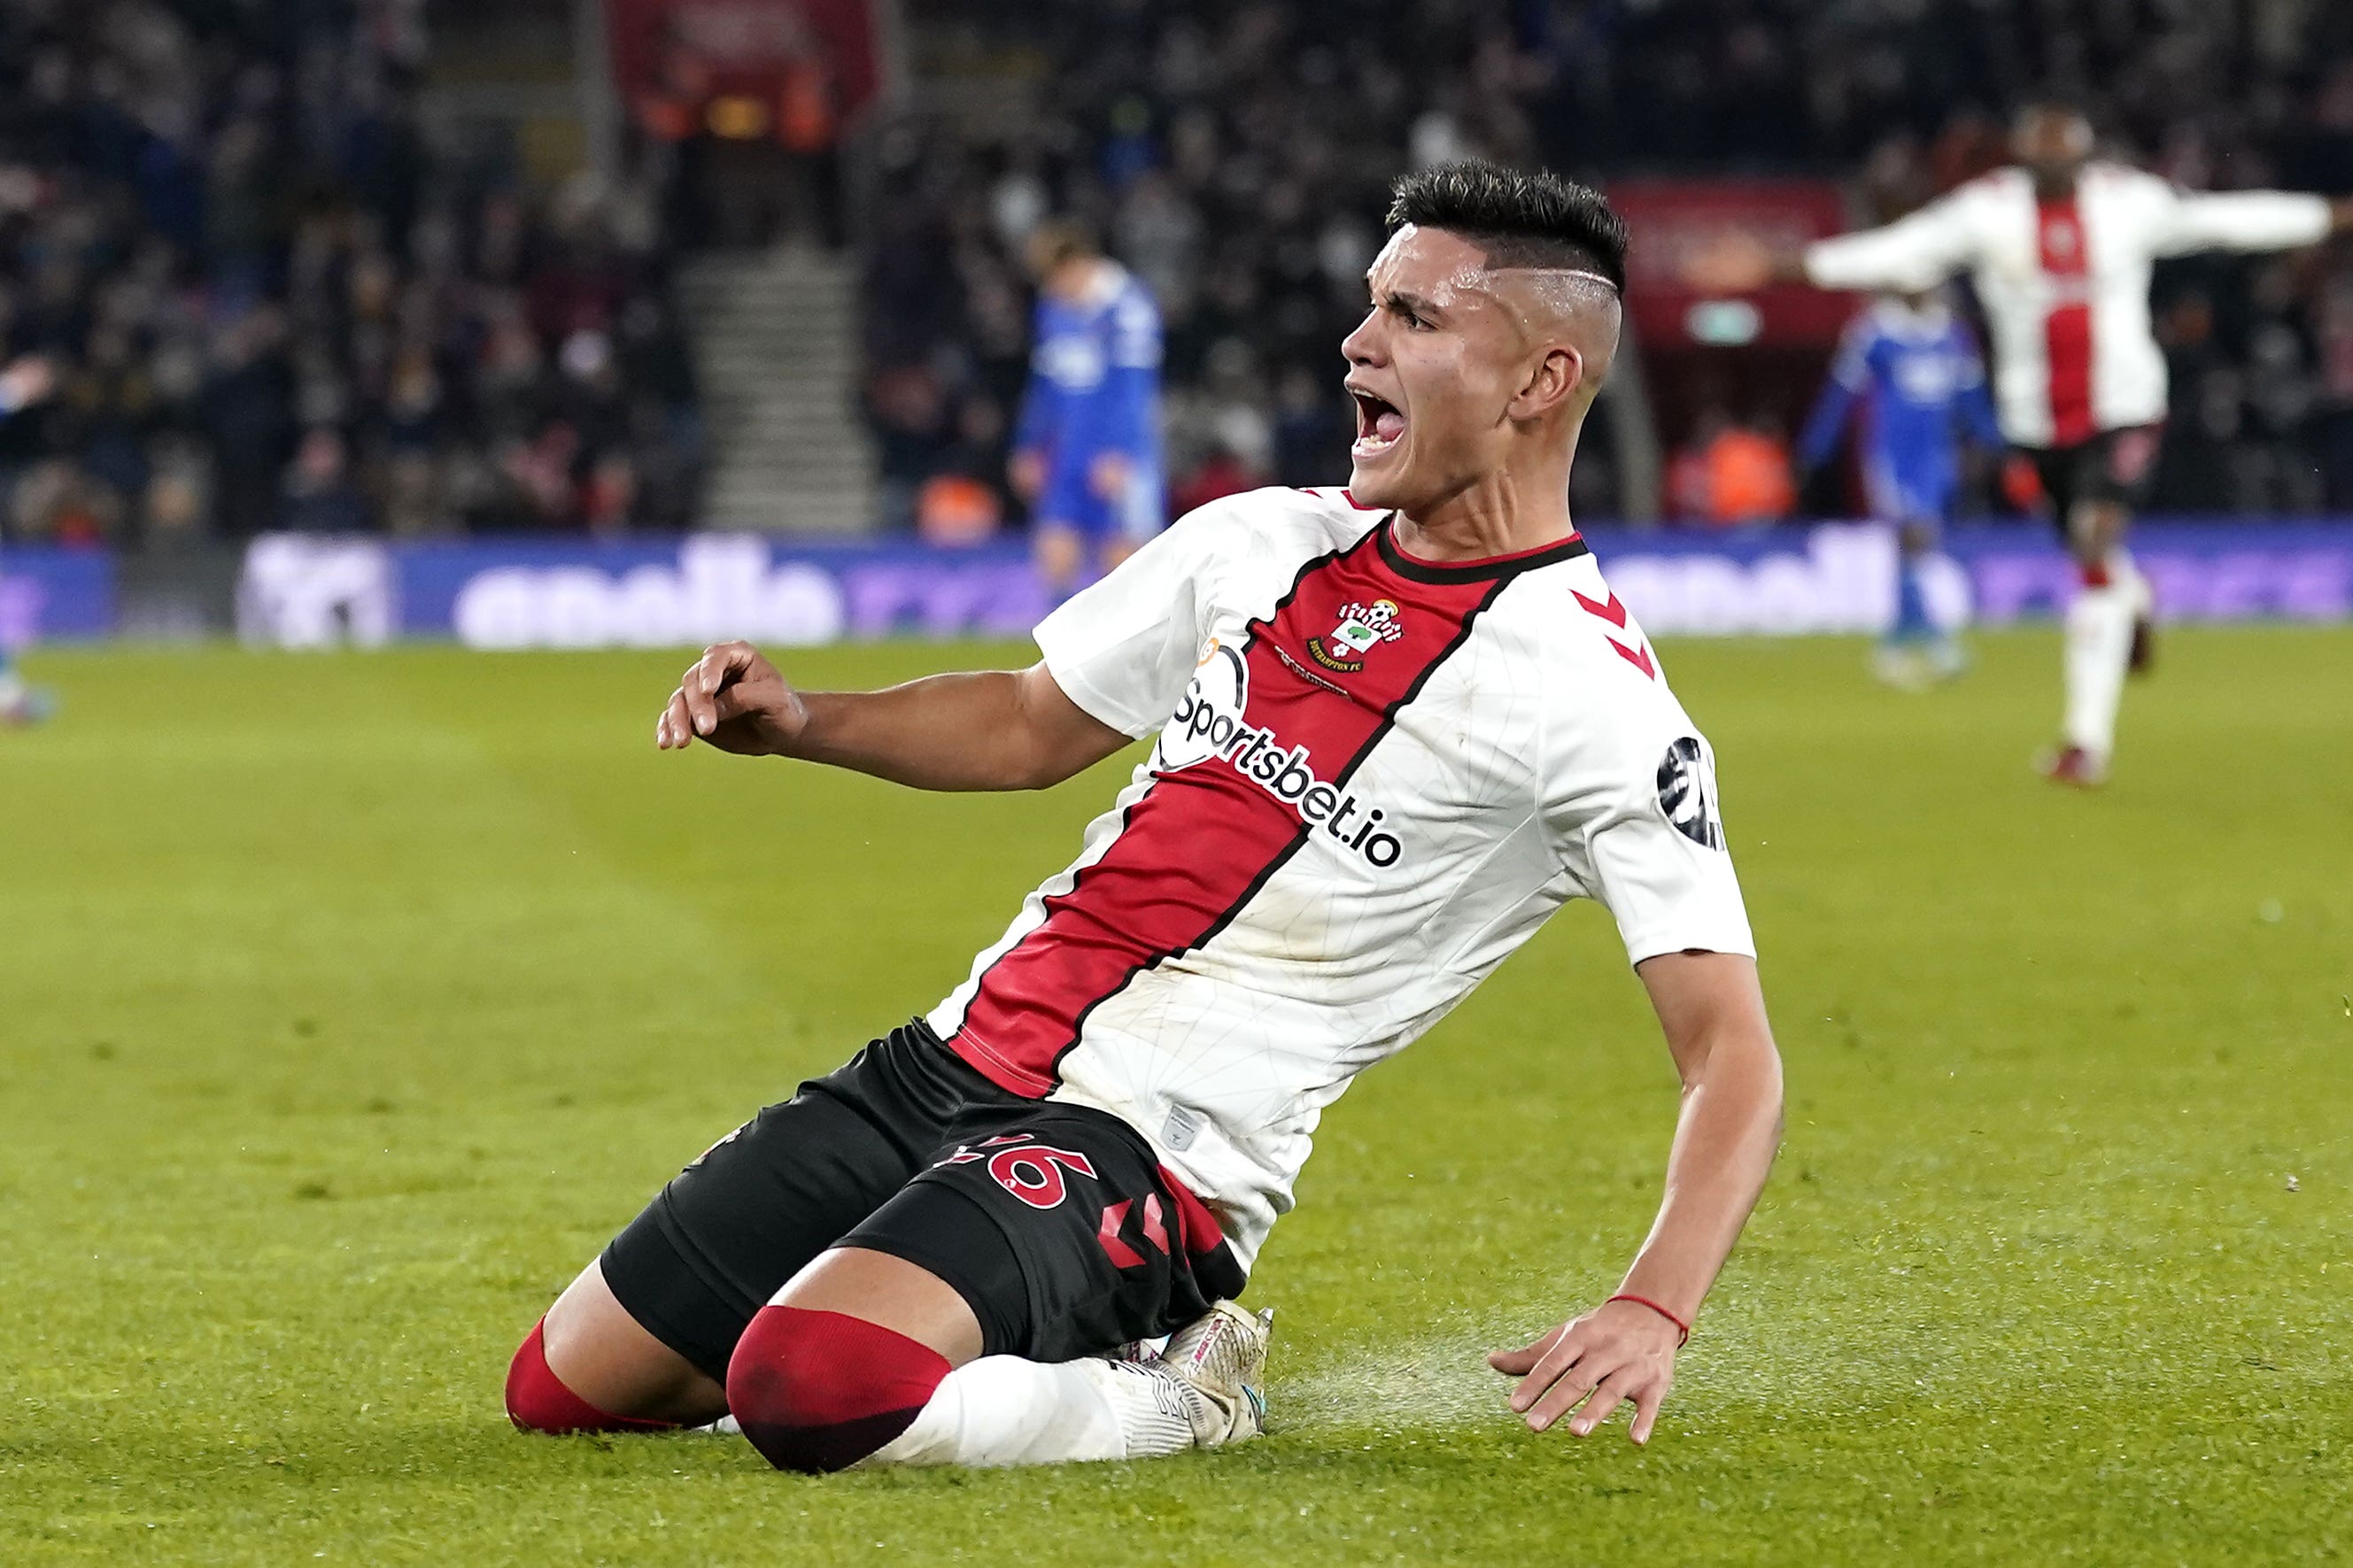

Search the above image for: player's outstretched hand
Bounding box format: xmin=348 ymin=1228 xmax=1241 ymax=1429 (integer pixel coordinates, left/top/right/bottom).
xmin=1681 ymin=230 xmax=1778 ymax=294
xmin=1488 ymin=1299 xmax=1680 ymax=1444
xmin=656 ymin=641 xmax=809 ymax=756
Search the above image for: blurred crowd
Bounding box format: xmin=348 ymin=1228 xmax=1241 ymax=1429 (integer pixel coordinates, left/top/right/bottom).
xmin=868 ymin=0 xmax=2353 ymax=524
xmin=7 ymin=0 xmax=2351 ymax=546
xmin=0 ymin=0 xmax=703 ymax=547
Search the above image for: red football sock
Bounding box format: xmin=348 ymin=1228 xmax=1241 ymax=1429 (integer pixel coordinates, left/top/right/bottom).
xmin=505 ymin=1319 xmax=681 ymax=1434
xmin=726 ymin=1306 xmax=951 ymax=1473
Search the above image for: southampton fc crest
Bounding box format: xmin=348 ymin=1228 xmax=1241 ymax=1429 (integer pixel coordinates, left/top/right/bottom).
xmin=1307 ymin=599 xmax=1405 ymax=673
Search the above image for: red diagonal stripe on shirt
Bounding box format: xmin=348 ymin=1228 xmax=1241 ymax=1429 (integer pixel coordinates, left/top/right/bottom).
xmin=946 ymin=528 xmax=1508 ymax=1098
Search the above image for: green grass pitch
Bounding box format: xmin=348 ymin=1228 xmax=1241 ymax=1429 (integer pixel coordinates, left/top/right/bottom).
xmin=3 ymin=628 xmax=2349 ymax=1564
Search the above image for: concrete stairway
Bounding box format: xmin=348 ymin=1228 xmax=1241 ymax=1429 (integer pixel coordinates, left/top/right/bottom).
xmin=677 ymin=245 xmax=879 ymax=533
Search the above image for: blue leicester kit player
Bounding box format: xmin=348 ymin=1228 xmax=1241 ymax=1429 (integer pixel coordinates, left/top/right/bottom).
xmin=0 ymin=353 xmax=58 ymax=727
xmin=1009 ymin=222 xmax=1166 ymax=598
xmin=1795 ymin=290 xmax=2002 ymax=686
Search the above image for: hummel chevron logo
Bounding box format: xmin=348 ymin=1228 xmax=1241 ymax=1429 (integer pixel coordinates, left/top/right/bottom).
xmin=1611 ymin=640 xmax=1657 ymax=679
xmin=1573 ymin=589 xmax=1656 ymax=680
xmin=1095 ymin=1193 xmax=1171 ymax=1271
xmin=1571 ymin=589 xmax=1629 ymax=628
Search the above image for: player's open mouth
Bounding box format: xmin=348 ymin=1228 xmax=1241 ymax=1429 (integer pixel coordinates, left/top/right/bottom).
xmin=1351 ymin=390 xmax=1405 ymax=458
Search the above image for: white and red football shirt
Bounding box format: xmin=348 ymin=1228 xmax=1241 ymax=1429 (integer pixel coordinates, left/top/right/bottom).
xmin=927 ymin=487 xmax=1753 ymax=1267
xmin=1803 ymin=164 xmax=2332 ymax=448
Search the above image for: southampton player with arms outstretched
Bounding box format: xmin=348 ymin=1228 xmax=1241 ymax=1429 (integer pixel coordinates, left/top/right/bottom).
xmin=506 ymin=163 xmax=1785 ymax=1471
xmin=1696 ymin=100 xmax=2353 ymax=785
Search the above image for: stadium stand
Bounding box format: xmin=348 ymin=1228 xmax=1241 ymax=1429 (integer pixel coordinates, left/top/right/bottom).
xmin=0 ymin=0 xmax=703 ymax=544
xmin=871 ymin=0 xmax=2353 ymax=523
xmin=4 ymin=1 xmax=2349 ymax=537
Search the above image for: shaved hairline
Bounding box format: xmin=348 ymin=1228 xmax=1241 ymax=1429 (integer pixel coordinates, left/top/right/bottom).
xmin=1481 ymin=266 xmax=1622 ymax=392
xmin=1482 ymin=264 xmax=1622 ymax=330
xmin=1486 ymin=265 xmax=1621 ymax=293
xmin=1381 ymin=223 xmax=1620 ymax=282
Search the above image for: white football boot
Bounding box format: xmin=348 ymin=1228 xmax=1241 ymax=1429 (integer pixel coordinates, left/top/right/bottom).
xmin=1103 ymin=1334 xmax=1168 ymax=1365
xmin=1157 ymin=1300 xmax=1272 ymax=1448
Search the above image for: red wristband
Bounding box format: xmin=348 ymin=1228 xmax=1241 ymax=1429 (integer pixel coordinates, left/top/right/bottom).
xmin=1607 ymin=1293 xmax=1691 ymax=1347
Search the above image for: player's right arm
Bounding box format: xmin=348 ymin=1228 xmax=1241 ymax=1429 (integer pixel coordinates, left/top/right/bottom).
xmin=657 ymin=645 xmax=1130 ymax=792
xmin=1686 ymin=187 xmax=1984 ymax=295
xmin=1798 ymin=188 xmax=1982 ymax=293
xmin=657 ymin=496 xmax=1240 ymax=789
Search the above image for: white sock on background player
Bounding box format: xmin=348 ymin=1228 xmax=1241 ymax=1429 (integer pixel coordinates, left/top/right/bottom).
xmin=2063 ymin=554 xmax=2141 ymax=764
xmin=861 ymin=1356 xmax=1194 ymax=1467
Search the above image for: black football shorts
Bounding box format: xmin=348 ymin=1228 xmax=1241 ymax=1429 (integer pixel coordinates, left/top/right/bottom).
xmin=2024 ymin=423 xmax=2163 ymax=535
xmin=599 ymin=1019 xmax=1248 ymax=1383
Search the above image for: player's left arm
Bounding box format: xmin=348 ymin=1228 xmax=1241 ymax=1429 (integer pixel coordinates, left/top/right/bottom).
xmin=1489 ymin=950 xmax=1783 ymax=1443
xmin=2148 ymin=185 xmax=2352 ymax=256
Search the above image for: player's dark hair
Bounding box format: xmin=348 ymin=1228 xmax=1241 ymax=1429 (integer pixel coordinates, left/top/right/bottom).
xmin=1385 ymin=160 xmax=1628 ymax=291
xmin=2015 ymin=92 xmax=2095 ymax=129
xmin=1026 ymin=218 xmax=1099 ymax=272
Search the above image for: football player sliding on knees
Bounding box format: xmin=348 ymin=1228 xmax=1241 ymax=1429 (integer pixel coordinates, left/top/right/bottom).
xmin=514 ymin=161 xmax=1783 ymax=1471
